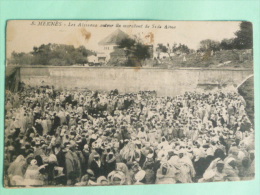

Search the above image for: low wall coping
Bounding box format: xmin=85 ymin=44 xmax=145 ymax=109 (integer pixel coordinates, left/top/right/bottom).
xmin=8 ymin=65 xmax=254 ymax=72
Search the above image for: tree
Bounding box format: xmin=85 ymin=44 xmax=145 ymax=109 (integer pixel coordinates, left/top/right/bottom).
xmin=220 ymin=38 xmax=235 ymax=50
xmin=118 ymin=38 xmax=151 ymax=67
xmin=157 ymin=44 xmax=168 ymax=53
xmin=134 ymin=43 xmax=151 ymax=61
xmin=199 ymin=39 xmax=220 ymax=52
xmin=156 ymin=43 xmax=170 ymax=59
xmin=31 ymin=43 xmax=52 ymax=65
xmin=233 ymin=21 xmax=253 ymax=49
xmin=119 ymin=38 xmax=136 ymax=50
xmin=172 ymin=43 xmax=191 ymax=54
xmin=8 ymin=44 xmax=93 ymax=66
xmin=8 ymin=52 xmax=33 ymax=65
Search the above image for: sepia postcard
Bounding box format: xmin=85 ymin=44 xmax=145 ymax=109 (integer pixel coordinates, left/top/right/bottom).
xmin=4 ymin=20 xmax=254 ymax=188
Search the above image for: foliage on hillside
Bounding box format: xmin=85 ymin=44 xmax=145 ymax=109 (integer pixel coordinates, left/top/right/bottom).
xmin=155 ymin=49 xmax=253 ymax=69
xmin=8 ymin=44 xmax=95 ymax=66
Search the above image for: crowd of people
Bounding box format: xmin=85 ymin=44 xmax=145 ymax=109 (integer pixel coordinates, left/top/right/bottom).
xmin=4 ymin=84 xmax=255 ymax=187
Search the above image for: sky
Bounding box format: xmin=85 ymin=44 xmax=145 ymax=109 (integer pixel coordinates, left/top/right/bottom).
xmin=6 ymin=20 xmax=241 ymax=57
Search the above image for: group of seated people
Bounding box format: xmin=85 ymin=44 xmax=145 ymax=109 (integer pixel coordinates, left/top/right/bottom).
xmin=4 ymin=85 xmax=254 ymax=187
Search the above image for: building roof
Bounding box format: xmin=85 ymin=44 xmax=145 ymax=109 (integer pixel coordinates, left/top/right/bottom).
xmin=98 ymin=29 xmax=129 ymax=45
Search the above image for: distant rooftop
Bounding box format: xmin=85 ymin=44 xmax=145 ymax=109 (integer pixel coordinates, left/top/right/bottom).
xmin=98 ymin=29 xmax=129 ymax=45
